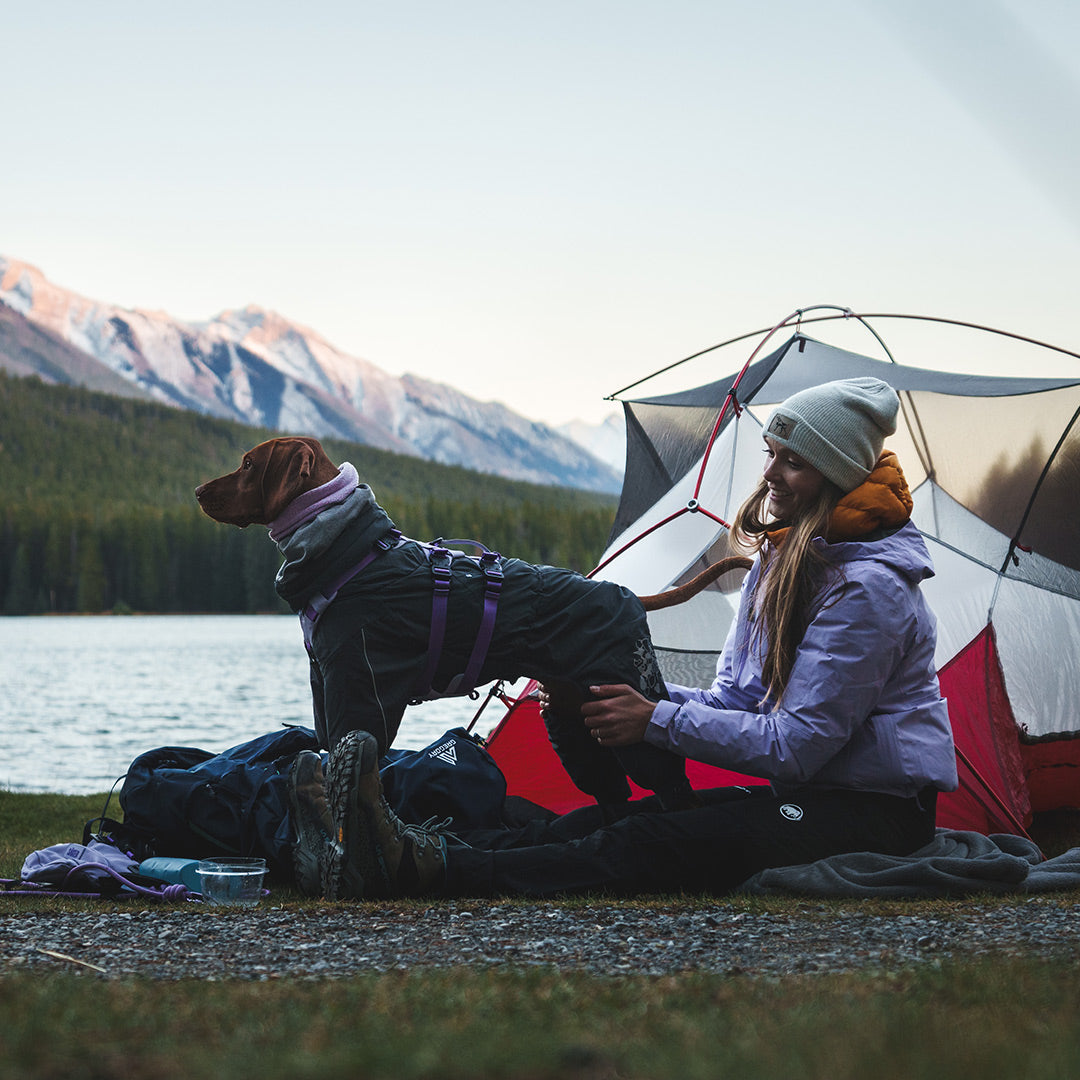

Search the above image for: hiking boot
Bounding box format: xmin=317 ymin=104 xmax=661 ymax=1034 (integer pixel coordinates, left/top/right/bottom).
xmin=325 ymin=729 xmax=447 ymax=900
xmin=323 ymin=729 xmax=379 ymax=900
xmin=287 ymin=750 xmax=339 ymax=897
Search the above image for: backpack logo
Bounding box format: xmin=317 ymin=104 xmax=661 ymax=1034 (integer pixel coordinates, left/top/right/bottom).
xmin=779 ymin=803 xmax=804 ymax=821
xmin=429 ymin=740 xmax=458 ymax=766
xmin=768 ymin=414 xmax=796 ymax=439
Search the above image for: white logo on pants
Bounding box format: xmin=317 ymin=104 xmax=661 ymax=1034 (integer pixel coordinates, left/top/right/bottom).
xmin=779 ymin=803 xmax=804 ymax=821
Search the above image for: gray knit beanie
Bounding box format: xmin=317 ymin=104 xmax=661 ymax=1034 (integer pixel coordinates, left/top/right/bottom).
xmin=763 ymin=378 xmax=900 ymax=493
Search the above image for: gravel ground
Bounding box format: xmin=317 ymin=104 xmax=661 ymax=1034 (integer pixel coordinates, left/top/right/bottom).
xmin=3 ymin=898 xmax=1080 ymax=980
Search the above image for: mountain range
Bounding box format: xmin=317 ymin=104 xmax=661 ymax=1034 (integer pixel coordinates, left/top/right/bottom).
xmin=0 ymin=255 xmax=624 ymax=492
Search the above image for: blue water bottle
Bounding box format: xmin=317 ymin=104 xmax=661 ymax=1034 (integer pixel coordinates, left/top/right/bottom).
xmin=137 ymin=856 xmax=202 ymax=891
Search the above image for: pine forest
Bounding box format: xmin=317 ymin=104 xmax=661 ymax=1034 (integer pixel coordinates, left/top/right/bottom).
xmin=0 ymin=372 xmax=618 ymax=615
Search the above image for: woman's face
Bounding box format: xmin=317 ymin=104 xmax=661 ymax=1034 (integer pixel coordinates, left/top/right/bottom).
xmin=762 ymin=437 xmax=827 ymax=521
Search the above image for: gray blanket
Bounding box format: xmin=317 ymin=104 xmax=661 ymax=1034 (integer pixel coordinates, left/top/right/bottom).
xmin=741 ymin=830 xmax=1080 ymax=898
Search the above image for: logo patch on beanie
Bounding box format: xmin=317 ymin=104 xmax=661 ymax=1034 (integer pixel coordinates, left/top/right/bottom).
xmin=768 ymin=414 xmax=797 ymax=439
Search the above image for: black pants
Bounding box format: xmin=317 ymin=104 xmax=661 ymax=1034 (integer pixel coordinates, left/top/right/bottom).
xmin=443 ymin=785 xmax=937 ymax=898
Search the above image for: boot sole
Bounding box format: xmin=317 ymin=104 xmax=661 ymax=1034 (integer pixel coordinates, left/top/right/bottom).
xmin=288 ymin=750 xmax=334 ymax=896
xmin=324 ymin=731 xmax=380 ymax=900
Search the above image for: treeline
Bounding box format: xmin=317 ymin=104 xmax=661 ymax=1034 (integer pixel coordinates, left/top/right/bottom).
xmin=0 ymin=372 xmax=617 ymax=614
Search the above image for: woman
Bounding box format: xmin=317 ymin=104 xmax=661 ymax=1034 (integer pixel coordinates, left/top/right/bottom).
xmin=318 ymin=377 xmax=959 ymax=899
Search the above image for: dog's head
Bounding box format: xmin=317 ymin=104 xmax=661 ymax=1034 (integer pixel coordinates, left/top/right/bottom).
xmin=195 ymin=436 xmax=339 ymax=527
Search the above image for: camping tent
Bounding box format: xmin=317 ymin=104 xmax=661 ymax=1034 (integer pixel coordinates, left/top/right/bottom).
xmin=485 ymin=310 xmax=1080 ymax=837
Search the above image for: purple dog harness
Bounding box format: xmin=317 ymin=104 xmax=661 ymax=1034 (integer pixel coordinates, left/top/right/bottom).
xmin=299 ymin=532 xmax=505 ymax=702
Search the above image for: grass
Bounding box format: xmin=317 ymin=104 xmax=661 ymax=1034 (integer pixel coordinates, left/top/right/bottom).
xmin=3 ymin=791 xmax=1080 ymax=1079
xmin=0 ymin=790 xmax=113 ymax=880
xmin=2 ymin=961 xmax=1080 ymax=1079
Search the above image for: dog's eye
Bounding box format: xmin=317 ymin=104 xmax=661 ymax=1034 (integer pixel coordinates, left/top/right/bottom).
xmin=242 ymin=458 xmax=252 ymax=470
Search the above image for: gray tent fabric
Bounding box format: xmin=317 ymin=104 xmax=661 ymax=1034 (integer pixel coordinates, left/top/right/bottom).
xmin=740 ymin=830 xmax=1080 ymax=898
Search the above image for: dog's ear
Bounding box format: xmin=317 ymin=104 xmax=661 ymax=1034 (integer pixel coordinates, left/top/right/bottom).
xmin=261 ymin=439 xmax=319 ymax=522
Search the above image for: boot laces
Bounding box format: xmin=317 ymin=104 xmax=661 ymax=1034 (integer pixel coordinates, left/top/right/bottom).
xmin=377 ymin=796 xmax=459 ymax=855
xmin=407 ymin=816 xmax=464 ymax=848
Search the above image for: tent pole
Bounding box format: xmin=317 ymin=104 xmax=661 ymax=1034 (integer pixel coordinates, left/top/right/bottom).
xmin=608 ymin=311 xmax=1080 ymax=404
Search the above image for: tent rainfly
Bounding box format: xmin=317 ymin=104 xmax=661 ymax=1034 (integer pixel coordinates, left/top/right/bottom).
xmin=486 ymin=310 xmax=1080 ymax=837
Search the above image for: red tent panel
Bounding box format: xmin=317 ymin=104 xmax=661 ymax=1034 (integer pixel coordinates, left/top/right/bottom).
xmin=935 ymin=626 xmax=1032 ymax=834
xmin=1021 ymin=739 xmax=1080 ymax=814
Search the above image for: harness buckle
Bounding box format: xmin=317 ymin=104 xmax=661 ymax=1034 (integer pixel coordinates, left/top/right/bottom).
xmin=429 ymin=547 xmax=453 ymax=596
xmin=376 ymin=528 xmax=403 ymax=551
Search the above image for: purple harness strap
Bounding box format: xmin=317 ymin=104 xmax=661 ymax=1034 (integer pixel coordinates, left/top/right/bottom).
xmin=300 ymin=530 xmax=402 ymax=654
xmin=413 ymin=539 xmax=504 ymax=702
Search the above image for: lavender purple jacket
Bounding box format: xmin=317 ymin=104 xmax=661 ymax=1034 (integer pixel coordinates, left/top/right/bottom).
xmin=645 ymin=520 xmax=958 ymax=798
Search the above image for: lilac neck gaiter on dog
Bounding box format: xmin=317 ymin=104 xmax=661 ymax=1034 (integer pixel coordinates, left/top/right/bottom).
xmin=268 ymin=462 xmax=360 ymax=542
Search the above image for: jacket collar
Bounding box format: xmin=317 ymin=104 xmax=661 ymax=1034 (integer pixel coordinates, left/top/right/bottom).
xmin=268 ymin=462 xmax=360 ymax=542
xmin=826 ymin=450 xmax=913 ymax=542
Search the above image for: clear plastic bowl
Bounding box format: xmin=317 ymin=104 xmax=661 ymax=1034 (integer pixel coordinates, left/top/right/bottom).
xmin=197 ymin=858 xmax=267 ymax=906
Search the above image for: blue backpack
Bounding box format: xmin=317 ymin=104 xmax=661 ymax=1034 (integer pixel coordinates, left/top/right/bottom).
xmin=104 ymin=726 xmax=507 ymax=880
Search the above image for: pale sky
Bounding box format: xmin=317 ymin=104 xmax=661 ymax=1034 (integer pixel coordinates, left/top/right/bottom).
xmin=5 ymin=0 xmax=1079 ymax=424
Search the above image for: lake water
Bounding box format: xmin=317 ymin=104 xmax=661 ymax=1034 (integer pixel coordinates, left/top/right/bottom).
xmin=0 ymin=615 xmax=504 ymax=795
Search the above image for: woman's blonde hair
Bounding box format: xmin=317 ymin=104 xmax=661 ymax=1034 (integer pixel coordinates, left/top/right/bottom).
xmin=730 ymin=477 xmax=842 ymax=704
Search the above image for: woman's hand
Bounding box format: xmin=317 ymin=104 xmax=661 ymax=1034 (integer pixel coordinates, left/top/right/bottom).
xmin=580 ymin=684 xmax=656 ymax=747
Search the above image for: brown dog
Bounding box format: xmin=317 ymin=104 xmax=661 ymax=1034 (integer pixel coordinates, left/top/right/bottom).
xmin=196 ymin=435 xmax=750 ymax=605
xmin=196 ymin=436 xmax=749 ymax=810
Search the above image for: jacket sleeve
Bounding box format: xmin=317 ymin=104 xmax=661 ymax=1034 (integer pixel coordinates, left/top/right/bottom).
xmin=645 ymin=566 xmax=916 ymax=783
